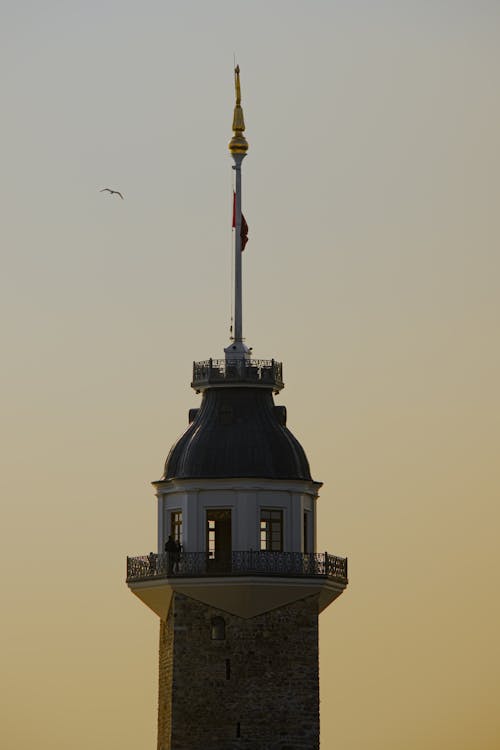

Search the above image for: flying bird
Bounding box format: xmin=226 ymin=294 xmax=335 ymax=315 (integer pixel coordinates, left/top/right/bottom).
xmin=100 ymin=188 xmax=124 ymax=199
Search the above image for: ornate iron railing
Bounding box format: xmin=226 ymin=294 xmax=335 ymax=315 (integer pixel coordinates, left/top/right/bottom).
xmin=126 ymin=550 xmax=347 ymax=583
xmin=191 ymin=358 xmax=284 ymax=392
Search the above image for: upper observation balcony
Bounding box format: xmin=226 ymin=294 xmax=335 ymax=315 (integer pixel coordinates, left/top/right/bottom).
xmin=191 ymin=358 xmax=284 ymax=394
xmin=126 ymin=550 xmax=348 ymax=583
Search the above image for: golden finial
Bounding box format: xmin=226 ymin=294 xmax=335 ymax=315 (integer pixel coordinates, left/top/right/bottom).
xmin=229 ymin=65 xmax=249 ymax=155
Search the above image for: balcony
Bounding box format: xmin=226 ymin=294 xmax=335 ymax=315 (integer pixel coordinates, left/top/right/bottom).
xmin=126 ymin=550 xmax=348 ymax=583
xmin=191 ymin=358 xmax=284 ymax=393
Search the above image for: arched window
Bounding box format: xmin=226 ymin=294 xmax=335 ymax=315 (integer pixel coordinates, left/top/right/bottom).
xmin=211 ymin=616 xmax=226 ymax=640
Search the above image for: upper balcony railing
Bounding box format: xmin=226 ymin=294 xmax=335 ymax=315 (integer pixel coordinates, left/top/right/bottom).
xmin=127 ymin=550 xmax=347 ymax=583
xmin=192 ymin=358 xmax=284 ymax=393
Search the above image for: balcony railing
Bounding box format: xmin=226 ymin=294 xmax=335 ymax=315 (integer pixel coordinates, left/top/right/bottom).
xmin=191 ymin=359 xmax=284 ymax=393
xmin=126 ymin=550 xmax=347 ymax=583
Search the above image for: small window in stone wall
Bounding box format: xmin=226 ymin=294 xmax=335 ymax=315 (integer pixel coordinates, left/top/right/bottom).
xmin=211 ymin=616 xmax=226 ymax=640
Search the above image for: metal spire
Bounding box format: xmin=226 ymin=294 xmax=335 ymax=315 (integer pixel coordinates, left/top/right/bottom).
xmin=229 ymin=65 xmax=248 ymax=156
xmin=225 ymin=66 xmax=250 ymax=361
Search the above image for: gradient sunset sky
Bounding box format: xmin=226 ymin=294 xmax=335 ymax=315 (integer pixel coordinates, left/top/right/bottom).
xmin=2 ymin=2 xmax=499 ymax=749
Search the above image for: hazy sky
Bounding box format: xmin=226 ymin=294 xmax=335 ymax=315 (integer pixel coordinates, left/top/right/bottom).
xmin=2 ymin=2 xmax=499 ymax=749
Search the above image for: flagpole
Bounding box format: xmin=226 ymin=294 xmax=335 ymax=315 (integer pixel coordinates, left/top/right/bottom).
xmin=226 ymin=65 xmax=249 ymax=362
xmin=233 ymin=153 xmax=244 ymax=345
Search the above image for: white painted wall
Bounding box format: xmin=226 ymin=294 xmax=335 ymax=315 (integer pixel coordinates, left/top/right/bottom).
xmin=154 ymin=478 xmax=322 ymax=554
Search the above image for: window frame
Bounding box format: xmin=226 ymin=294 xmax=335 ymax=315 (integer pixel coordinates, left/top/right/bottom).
xmin=303 ymin=509 xmax=311 ymax=554
xmin=260 ymin=508 xmax=283 ymax=552
xmin=170 ymin=510 xmax=183 ymax=547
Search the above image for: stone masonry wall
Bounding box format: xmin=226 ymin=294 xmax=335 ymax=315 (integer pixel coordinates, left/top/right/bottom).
xmin=157 ymin=592 xmax=320 ymax=750
xmin=157 ymin=612 xmax=174 ymax=750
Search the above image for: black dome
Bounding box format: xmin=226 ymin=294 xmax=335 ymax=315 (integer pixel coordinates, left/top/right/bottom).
xmin=162 ymin=387 xmax=312 ymax=481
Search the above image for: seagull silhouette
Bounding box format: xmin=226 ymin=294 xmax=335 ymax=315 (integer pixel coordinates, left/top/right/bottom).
xmin=100 ymin=188 xmax=124 ymax=199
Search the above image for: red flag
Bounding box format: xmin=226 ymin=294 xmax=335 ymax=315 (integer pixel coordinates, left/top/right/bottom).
xmin=232 ymin=191 xmax=249 ymax=251
xmin=240 ymin=214 xmax=248 ymax=251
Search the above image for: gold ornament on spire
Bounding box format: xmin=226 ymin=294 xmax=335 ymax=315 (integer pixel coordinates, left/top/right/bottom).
xmin=229 ymin=65 xmax=249 ymax=155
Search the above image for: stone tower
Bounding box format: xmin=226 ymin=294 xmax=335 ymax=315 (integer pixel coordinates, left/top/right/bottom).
xmin=126 ymin=67 xmax=348 ymax=750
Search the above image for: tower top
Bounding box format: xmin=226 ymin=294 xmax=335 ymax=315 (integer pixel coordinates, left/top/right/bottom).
xmin=226 ymin=65 xmax=249 ymax=360
xmin=229 ymin=65 xmax=248 ymax=155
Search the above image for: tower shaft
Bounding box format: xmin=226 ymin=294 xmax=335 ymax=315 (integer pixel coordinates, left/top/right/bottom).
xmin=158 ymin=593 xmax=319 ymax=750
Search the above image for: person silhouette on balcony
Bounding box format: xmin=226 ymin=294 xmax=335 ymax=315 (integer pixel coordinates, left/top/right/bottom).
xmin=165 ymin=535 xmax=180 ymax=575
xmin=147 ymin=551 xmax=156 ymax=576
